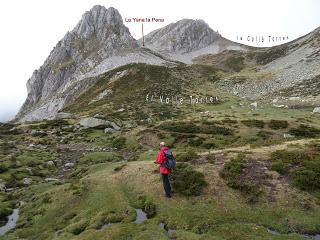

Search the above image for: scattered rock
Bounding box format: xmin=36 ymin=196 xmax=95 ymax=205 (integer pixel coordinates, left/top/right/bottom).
xmin=89 ymin=89 xmax=113 ymax=105
xmin=93 ymin=114 xmax=105 ymax=119
xmin=30 ymin=130 xmax=37 ymax=135
xmin=273 ymin=104 xmax=288 ymax=108
xmin=289 ymin=97 xmax=300 ymax=101
xmin=104 ymin=128 xmax=116 ymax=133
xmin=64 ymin=162 xmax=75 ymax=168
xmin=0 ymin=183 xmax=6 ymax=192
xmin=110 ymin=122 xmax=120 ymax=131
xmin=9 ymin=127 xmax=17 ymax=132
xmin=23 ymin=178 xmax=32 ymax=185
xmin=312 ymin=107 xmax=320 ymax=113
xmin=283 ymin=133 xmax=294 ymax=138
xmin=115 ymin=108 xmax=125 ymax=112
xmin=25 ymin=167 xmax=33 ymax=175
xmin=45 ymin=178 xmax=59 ymax=182
xmin=250 ymin=102 xmax=258 ymax=108
xmin=47 ymin=161 xmax=55 ymax=166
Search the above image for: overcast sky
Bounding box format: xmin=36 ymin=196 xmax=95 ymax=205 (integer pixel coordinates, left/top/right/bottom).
xmin=0 ymin=0 xmax=319 ymax=122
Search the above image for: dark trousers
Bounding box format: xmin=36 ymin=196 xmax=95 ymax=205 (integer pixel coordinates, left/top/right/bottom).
xmin=161 ymin=173 xmax=171 ymax=197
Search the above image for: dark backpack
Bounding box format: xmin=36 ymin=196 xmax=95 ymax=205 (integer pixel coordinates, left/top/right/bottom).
xmin=162 ymin=149 xmax=176 ymax=170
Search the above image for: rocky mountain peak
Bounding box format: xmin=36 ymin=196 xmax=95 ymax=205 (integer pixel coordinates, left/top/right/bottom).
xmin=72 ymin=5 xmax=125 ymax=39
xmin=16 ymin=5 xmax=139 ymax=122
xmin=144 ymin=18 xmax=221 ymax=54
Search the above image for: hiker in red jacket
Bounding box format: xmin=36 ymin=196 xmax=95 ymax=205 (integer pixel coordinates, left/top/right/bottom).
xmin=155 ymin=142 xmax=172 ymax=198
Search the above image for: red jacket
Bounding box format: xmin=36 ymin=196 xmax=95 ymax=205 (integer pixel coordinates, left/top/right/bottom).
xmin=155 ymin=146 xmax=171 ymax=174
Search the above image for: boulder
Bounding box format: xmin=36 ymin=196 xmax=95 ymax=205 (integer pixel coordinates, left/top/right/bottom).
xmin=312 ymin=107 xmax=320 ymax=113
xmin=79 ymin=117 xmax=110 ymax=129
xmin=45 ymin=178 xmax=59 ymax=182
xmin=55 ymin=112 xmax=75 ymax=119
xmin=23 ymin=178 xmax=32 ymax=185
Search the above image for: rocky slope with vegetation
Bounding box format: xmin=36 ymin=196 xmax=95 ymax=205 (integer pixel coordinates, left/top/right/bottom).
xmin=16 ymin=5 xmax=247 ymax=122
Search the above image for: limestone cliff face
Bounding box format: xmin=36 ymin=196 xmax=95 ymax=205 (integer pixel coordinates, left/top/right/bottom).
xmin=16 ymin=5 xmax=139 ymax=122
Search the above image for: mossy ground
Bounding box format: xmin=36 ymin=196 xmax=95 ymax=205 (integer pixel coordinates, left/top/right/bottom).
xmin=2 ymin=159 xmax=320 ymax=240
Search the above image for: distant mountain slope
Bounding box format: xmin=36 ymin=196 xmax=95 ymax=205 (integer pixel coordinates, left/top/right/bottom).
xmin=142 ymin=19 xmax=248 ymax=63
xmin=195 ymin=27 xmax=320 ymax=100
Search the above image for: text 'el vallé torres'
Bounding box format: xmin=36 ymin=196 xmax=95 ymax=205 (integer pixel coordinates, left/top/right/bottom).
xmin=145 ymin=94 xmax=220 ymax=105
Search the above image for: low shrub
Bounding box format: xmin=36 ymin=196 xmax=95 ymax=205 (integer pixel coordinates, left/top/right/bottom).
xmin=66 ymin=219 xmax=88 ymax=235
xmin=188 ymin=137 xmax=204 ymax=147
xmin=271 ymin=150 xmax=307 ymax=165
xmin=38 ymin=119 xmax=69 ymax=129
xmin=0 ymin=142 xmax=16 ymax=154
xmin=225 ymin=56 xmax=245 ymax=72
xmin=170 ymin=163 xmax=207 ymax=196
xmin=0 ymin=202 xmax=12 ymax=221
xmin=288 ymin=124 xmax=320 ymax=138
xmin=0 ymin=123 xmax=16 ymax=135
xmin=159 ymin=122 xmax=233 ymax=135
xmin=268 ymin=120 xmax=289 ymax=129
xmin=271 ymin=162 xmax=286 ymax=174
xmin=256 ymin=45 xmax=288 ymax=65
xmin=257 ymin=130 xmax=273 ymax=140
xmin=114 ymin=164 xmax=127 ymax=172
xmin=0 ymin=163 xmax=8 ymax=173
xmin=143 ymin=200 xmax=157 ymax=218
xmin=201 ymin=140 xmax=217 ymax=149
xmin=292 ymin=169 xmax=320 ymax=191
xmin=219 ymin=155 xmax=246 ymax=184
xmin=206 ymin=154 xmax=216 ymax=164
xmin=219 ymin=154 xmax=261 ymax=202
xmin=112 ymin=137 xmax=127 ymax=149
xmin=221 ymin=119 xmax=238 ymax=125
xmin=241 ymin=119 xmax=265 ymax=128
xmin=270 ymin=148 xmax=320 ymax=191
xmin=203 ymin=125 xmax=234 ymax=135
xmin=80 ymin=152 xmax=120 ymax=165
xmin=176 ymin=150 xmax=199 ymax=162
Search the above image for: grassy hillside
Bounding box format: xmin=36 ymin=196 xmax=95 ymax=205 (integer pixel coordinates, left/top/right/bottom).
xmin=1 ymin=59 xmax=320 ymax=239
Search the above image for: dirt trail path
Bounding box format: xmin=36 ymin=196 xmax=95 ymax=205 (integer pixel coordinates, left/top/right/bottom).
xmin=198 ymin=138 xmax=320 ymax=156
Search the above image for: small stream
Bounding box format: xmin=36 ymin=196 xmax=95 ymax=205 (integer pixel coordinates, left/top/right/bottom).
xmin=267 ymin=228 xmax=320 ymax=240
xmin=99 ymin=208 xmax=148 ymax=230
xmin=133 ymin=209 xmax=148 ymax=224
xmin=159 ymin=222 xmax=175 ymax=238
xmin=0 ymin=209 xmax=19 ymax=236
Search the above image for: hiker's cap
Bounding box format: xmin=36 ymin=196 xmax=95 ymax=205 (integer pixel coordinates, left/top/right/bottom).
xmin=160 ymin=142 xmax=166 ymax=147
